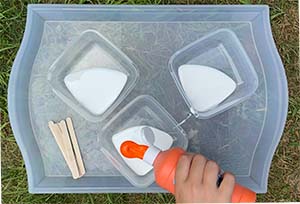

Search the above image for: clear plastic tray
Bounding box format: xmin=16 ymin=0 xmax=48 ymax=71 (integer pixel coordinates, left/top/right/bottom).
xmin=47 ymin=30 xmax=138 ymax=122
xmin=8 ymin=5 xmax=288 ymax=194
xmin=101 ymin=95 xmax=188 ymax=188
xmin=169 ymin=29 xmax=259 ymax=119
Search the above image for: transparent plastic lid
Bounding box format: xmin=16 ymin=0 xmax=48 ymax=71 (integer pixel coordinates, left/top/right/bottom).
xmin=48 ymin=30 xmax=138 ymax=122
xmin=100 ymin=95 xmax=188 ymax=188
xmin=169 ymin=29 xmax=259 ymax=119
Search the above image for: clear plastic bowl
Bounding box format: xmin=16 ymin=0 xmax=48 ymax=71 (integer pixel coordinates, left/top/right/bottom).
xmin=101 ymin=95 xmax=188 ymax=188
xmin=47 ymin=30 xmax=138 ymax=122
xmin=169 ymin=29 xmax=259 ymax=119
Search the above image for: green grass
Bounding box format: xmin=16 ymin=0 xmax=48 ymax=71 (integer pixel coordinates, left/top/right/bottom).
xmin=1 ymin=0 xmax=299 ymax=203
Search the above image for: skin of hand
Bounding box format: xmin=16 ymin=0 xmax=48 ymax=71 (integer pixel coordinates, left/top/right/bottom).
xmin=175 ymin=154 xmax=235 ymax=203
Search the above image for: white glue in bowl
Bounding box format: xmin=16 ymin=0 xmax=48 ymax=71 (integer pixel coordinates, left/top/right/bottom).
xmin=100 ymin=95 xmax=188 ymax=188
xmin=169 ymin=29 xmax=258 ymax=119
xmin=48 ymin=30 xmax=138 ymax=122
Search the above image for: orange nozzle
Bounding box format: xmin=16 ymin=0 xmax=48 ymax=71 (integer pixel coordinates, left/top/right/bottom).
xmin=120 ymin=141 xmax=149 ymax=159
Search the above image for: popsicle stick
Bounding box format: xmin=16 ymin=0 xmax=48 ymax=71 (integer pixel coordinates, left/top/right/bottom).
xmin=58 ymin=120 xmax=80 ymax=179
xmin=48 ymin=121 xmax=74 ymax=177
xmin=66 ymin=117 xmax=85 ymax=177
xmin=48 ymin=121 xmax=66 ymax=154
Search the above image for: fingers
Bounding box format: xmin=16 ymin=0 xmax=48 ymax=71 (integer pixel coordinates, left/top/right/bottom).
xmin=188 ymin=154 xmax=208 ymax=183
xmin=218 ymin=172 xmax=235 ymax=196
xmin=175 ymin=154 xmax=194 ymax=183
xmin=175 ymin=153 xmax=236 ymax=203
xmin=203 ymin=160 xmax=220 ymax=189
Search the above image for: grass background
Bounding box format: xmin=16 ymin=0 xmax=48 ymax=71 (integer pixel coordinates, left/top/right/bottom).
xmin=0 ymin=0 xmax=299 ymax=203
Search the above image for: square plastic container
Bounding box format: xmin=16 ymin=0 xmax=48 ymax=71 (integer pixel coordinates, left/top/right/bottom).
xmin=169 ymin=29 xmax=259 ymax=119
xmin=48 ymin=30 xmax=138 ymax=122
xmin=101 ymin=95 xmax=188 ymax=188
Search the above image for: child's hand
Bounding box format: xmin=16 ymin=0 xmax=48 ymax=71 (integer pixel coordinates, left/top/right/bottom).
xmin=175 ymin=154 xmax=235 ymax=203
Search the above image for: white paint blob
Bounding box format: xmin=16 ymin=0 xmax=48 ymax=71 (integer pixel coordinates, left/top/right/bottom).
xmin=112 ymin=126 xmax=173 ymax=176
xmin=178 ymin=65 xmax=236 ymax=112
xmin=64 ymin=68 xmax=127 ymax=115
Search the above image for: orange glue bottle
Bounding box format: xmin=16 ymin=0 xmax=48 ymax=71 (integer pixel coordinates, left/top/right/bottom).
xmin=120 ymin=141 xmax=256 ymax=203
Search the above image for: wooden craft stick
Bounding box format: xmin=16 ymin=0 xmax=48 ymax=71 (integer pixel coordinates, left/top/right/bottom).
xmin=48 ymin=121 xmax=75 ymax=177
xmin=58 ymin=120 xmax=80 ymax=179
xmin=66 ymin=117 xmax=85 ymax=177
xmin=48 ymin=118 xmax=86 ymax=179
xmin=48 ymin=121 xmax=66 ymax=155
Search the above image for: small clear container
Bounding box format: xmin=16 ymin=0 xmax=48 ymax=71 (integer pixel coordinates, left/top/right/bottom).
xmin=169 ymin=29 xmax=259 ymax=119
xmin=100 ymin=95 xmax=188 ymax=188
xmin=48 ymin=30 xmax=138 ymax=122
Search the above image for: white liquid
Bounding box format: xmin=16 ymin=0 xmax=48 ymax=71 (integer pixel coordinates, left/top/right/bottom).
xmin=178 ymin=65 xmax=236 ymax=112
xmin=112 ymin=126 xmax=173 ymax=176
xmin=64 ymin=67 xmax=127 ymax=115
